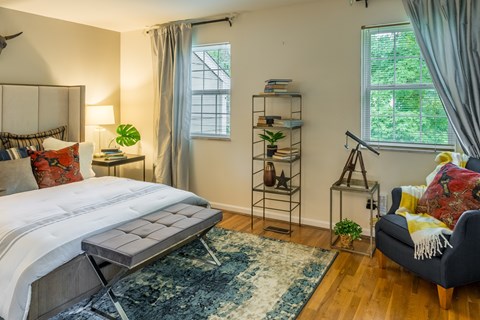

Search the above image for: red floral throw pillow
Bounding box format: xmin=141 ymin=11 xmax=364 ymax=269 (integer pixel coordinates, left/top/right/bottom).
xmin=29 ymin=143 xmax=83 ymax=188
xmin=416 ymin=163 xmax=480 ymax=229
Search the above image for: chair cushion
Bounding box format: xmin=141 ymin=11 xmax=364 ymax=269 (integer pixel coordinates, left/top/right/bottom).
xmin=466 ymin=157 xmax=480 ymax=173
xmin=416 ymin=163 xmax=480 ymax=229
xmin=376 ymin=214 xmax=414 ymax=247
xmin=376 ymin=214 xmax=451 ymax=253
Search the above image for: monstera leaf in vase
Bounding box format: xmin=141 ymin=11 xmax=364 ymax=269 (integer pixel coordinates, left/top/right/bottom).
xmin=114 ymin=124 xmax=141 ymax=147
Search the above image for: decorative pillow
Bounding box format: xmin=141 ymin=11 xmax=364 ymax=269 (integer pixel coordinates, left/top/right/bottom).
xmin=29 ymin=143 xmax=83 ymax=189
xmin=416 ymin=163 xmax=480 ymax=229
xmin=0 ymin=157 xmax=39 ymax=196
xmin=0 ymin=126 xmax=67 ymax=149
xmin=0 ymin=146 xmax=38 ymax=161
xmin=43 ymin=137 xmax=95 ymax=179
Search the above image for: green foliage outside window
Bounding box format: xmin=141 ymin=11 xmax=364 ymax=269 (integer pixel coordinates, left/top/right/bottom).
xmin=363 ymin=26 xmax=452 ymax=147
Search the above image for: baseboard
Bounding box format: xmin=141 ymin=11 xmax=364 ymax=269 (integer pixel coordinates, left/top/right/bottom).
xmin=210 ymin=201 xmax=374 ymax=237
xmin=209 ymin=202 xmax=331 ymax=229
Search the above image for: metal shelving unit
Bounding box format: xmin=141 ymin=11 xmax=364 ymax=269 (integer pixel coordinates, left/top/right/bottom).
xmin=251 ymin=94 xmax=302 ymax=234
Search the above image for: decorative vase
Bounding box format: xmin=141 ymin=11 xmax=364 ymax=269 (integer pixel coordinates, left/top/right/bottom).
xmin=266 ymin=145 xmax=277 ymax=157
xmin=264 ymin=162 xmax=276 ymax=187
xmin=339 ymin=234 xmax=354 ymax=249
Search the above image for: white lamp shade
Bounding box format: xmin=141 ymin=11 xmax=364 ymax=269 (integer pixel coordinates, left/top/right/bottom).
xmin=86 ymin=105 xmax=115 ymax=125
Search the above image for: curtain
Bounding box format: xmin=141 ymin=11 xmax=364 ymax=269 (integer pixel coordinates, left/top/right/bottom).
xmin=150 ymin=23 xmax=192 ymax=189
xmin=403 ymin=0 xmax=480 ymax=157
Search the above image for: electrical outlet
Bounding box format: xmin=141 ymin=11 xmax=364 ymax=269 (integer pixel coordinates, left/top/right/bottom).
xmin=366 ymin=199 xmax=377 ymax=210
xmin=379 ymin=193 xmax=388 ymax=215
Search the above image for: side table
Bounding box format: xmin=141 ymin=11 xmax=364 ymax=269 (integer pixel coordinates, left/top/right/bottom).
xmin=92 ymin=154 xmax=146 ymax=181
xmin=329 ymin=178 xmax=379 ymax=257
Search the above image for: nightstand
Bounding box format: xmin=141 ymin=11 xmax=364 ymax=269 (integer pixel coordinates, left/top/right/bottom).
xmin=92 ymin=154 xmax=146 ymax=181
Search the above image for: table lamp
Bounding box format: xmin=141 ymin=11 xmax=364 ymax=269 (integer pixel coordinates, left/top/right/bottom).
xmin=86 ymin=105 xmax=115 ymax=151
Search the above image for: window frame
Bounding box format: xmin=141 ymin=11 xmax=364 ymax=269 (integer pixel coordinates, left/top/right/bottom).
xmin=190 ymin=42 xmax=231 ymax=140
xmin=360 ymin=24 xmax=455 ymax=152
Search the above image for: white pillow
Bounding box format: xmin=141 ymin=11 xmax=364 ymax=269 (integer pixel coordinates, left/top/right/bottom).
xmin=43 ymin=137 xmax=96 ymax=179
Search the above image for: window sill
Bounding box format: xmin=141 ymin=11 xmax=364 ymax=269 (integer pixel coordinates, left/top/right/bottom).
xmin=191 ymin=135 xmax=231 ymax=141
xmin=363 ymin=142 xmax=455 ymax=153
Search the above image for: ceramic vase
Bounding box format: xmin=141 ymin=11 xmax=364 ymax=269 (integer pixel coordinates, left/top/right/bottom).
xmin=264 ymin=162 xmax=276 ymax=187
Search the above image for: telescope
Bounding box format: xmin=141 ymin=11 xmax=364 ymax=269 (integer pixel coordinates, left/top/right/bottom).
xmin=335 ymin=130 xmax=380 ymax=189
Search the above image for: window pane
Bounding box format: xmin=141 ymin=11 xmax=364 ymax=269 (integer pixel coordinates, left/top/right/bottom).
xmin=395 ymin=31 xmax=420 ymax=57
xmin=371 ymin=59 xmax=394 ymax=84
xmin=191 ymin=43 xmax=231 ymax=137
xmin=371 ymin=33 xmax=394 ymax=58
xmin=396 ymin=58 xmax=421 ymax=84
xmin=362 ymin=25 xmax=453 ymax=148
xmin=370 ymin=90 xmax=393 ymax=117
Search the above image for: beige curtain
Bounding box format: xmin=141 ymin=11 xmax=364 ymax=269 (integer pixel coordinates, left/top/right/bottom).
xmin=150 ymin=23 xmax=192 ymax=190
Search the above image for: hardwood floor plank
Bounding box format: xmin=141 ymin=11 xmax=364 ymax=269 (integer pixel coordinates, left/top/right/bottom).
xmin=216 ymin=211 xmax=480 ymax=320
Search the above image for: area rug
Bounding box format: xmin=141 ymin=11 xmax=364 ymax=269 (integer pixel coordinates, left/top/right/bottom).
xmin=51 ymin=228 xmax=337 ymax=320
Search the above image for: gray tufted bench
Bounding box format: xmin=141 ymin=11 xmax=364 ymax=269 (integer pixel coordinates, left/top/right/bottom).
xmin=81 ymin=203 xmax=222 ymax=320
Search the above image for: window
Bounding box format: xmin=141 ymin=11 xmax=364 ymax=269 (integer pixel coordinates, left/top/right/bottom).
xmin=361 ymin=24 xmax=455 ymax=150
xmin=191 ymin=43 xmax=231 ymax=138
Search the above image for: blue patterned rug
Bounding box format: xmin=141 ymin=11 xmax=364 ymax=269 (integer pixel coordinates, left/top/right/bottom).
xmin=51 ymin=228 xmax=337 ymax=320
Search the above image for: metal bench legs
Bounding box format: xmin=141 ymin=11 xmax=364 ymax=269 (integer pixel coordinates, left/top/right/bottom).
xmin=85 ymin=235 xmax=221 ymax=320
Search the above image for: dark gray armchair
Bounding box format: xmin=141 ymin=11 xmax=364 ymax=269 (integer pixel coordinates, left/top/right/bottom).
xmin=375 ymin=157 xmax=480 ymax=309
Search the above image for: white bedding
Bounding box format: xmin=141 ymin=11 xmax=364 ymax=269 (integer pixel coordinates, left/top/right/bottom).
xmin=0 ymin=176 xmax=208 ymax=320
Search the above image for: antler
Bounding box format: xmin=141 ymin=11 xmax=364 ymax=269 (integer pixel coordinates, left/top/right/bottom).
xmin=5 ymin=32 xmax=23 ymax=40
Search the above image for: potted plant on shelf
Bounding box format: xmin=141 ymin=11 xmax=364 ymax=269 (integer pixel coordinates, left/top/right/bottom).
xmin=258 ymin=130 xmax=286 ymax=157
xmin=333 ymin=218 xmax=362 ymax=249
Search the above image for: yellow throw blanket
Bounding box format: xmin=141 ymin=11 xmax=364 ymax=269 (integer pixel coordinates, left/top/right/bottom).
xmin=395 ymin=152 xmax=469 ymax=259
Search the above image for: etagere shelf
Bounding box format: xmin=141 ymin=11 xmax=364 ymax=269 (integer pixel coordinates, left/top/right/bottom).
xmin=251 ymin=94 xmax=302 ymax=234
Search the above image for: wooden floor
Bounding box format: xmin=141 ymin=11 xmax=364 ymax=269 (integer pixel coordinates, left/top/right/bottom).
xmin=217 ymin=211 xmax=480 ymax=320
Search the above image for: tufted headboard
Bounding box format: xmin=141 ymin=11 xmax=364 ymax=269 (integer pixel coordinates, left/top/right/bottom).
xmin=0 ymin=84 xmax=85 ymax=143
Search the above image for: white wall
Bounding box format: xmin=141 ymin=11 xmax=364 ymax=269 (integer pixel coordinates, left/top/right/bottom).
xmin=121 ymin=0 xmax=439 ymax=230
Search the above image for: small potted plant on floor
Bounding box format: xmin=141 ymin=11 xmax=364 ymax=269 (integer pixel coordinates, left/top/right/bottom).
xmin=333 ymin=218 xmax=362 ymax=249
xmin=258 ymin=130 xmax=286 ymax=157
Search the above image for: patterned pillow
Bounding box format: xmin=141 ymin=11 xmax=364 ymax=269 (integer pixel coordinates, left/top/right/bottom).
xmin=28 ymin=143 xmax=83 ymax=189
xmin=416 ymin=163 xmax=480 ymax=229
xmin=0 ymin=126 xmax=67 ymax=149
xmin=0 ymin=146 xmax=38 ymax=161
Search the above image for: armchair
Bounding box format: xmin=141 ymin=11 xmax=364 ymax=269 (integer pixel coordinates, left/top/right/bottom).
xmin=375 ymin=157 xmax=480 ymax=309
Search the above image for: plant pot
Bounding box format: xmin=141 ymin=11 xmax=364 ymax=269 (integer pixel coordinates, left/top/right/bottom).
xmin=339 ymin=234 xmax=354 ymax=249
xmin=266 ymin=145 xmax=277 ymax=157
xmin=264 ymin=162 xmax=276 ymax=187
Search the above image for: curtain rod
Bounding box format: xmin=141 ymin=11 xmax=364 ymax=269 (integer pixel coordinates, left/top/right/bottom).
xmin=361 ymin=21 xmax=410 ymax=29
xmin=192 ymin=17 xmax=232 ymax=27
xmin=146 ymin=16 xmax=232 ymax=33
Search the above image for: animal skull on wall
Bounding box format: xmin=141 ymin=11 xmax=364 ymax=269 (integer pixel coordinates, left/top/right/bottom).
xmin=0 ymin=32 xmax=23 ymax=55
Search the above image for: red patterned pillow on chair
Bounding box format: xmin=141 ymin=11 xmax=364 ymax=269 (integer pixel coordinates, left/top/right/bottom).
xmin=416 ymin=162 xmax=480 ymax=229
xmin=28 ymin=143 xmax=83 ymax=188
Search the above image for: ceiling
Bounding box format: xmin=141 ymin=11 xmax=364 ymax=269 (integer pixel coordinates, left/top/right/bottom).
xmin=0 ymin=0 xmax=319 ymax=32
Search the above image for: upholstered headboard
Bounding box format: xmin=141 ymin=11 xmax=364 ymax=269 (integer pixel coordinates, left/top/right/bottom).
xmin=0 ymin=84 xmax=85 ymax=142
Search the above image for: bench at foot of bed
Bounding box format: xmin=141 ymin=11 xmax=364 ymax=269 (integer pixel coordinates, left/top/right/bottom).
xmin=81 ymin=203 xmax=222 ymax=320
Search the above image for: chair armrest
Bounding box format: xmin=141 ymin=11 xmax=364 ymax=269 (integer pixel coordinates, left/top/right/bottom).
xmin=386 ymin=187 xmax=402 ymax=215
xmin=447 ymin=210 xmax=480 ymax=248
xmin=441 ymin=210 xmax=480 ymax=287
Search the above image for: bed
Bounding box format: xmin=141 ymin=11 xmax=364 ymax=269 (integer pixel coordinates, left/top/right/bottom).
xmin=0 ymin=84 xmax=209 ymax=320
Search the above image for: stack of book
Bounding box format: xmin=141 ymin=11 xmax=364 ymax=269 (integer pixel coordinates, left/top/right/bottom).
xmin=262 ymin=79 xmax=292 ymax=94
xmin=272 ymin=118 xmax=304 ymax=128
xmin=272 ymin=147 xmax=300 ymax=160
xmin=257 ymin=115 xmax=281 ymax=127
xmin=101 ymin=148 xmax=127 ymax=160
